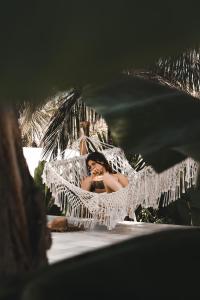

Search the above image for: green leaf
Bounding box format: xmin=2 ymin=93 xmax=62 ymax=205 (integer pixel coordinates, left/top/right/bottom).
xmin=84 ymin=74 xmax=200 ymax=171
xmin=1 ymin=1 xmax=200 ymax=103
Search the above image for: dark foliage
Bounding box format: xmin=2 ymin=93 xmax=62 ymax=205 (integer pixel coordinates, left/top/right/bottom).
xmin=33 ymin=161 xmax=61 ymax=215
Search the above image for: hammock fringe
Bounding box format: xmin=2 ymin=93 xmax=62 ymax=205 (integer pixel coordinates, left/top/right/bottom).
xmin=42 ymin=137 xmax=198 ymax=230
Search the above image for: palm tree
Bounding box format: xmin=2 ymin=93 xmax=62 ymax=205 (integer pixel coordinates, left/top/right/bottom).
xmin=20 ymin=89 xmax=110 ymax=160
xmin=41 ymin=89 xmax=108 ymax=159
xmin=20 ymin=48 xmax=200 ymax=169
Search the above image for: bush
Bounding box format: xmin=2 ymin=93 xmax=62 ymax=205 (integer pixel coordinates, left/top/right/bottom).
xmin=34 ymin=160 xmax=62 ymax=216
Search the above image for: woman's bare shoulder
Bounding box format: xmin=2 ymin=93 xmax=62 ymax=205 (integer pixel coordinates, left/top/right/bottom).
xmin=115 ymin=173 xmax=129 ymax=186
xmin=112 ymin=172 xmax=128 ymax=180
xmin=114 ymin=173 xmax=127 ymax=178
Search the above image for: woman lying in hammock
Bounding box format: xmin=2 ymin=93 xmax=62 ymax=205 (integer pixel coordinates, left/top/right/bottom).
xmin=81 ymin=152 xmax=129 ymax=193
xmin=48 ymin=152 xmax=129 ymax=231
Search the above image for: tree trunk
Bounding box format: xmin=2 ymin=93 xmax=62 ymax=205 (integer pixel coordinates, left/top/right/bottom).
xmin=0 ymin=105 xmax=48 ymax=278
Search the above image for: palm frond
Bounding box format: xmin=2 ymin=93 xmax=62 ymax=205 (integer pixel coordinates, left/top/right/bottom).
xmin=126 ymin=153 xmax=147 ymax=172
xmin=152 ymin=48 xmax=200 ymax=96
xmin=19 ymin=93 xmax=67 ymax=146
xmin=41 ymin=89 xmax=80 ymax=159
xmin=19 ymin=103 xmax=51 ymax=146
xmin=41 ymin=89 xmax=104 ymax=160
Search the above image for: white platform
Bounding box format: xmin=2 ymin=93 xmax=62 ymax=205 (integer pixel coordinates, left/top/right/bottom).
xmin=47 ymin=221 xmax=187 ymax=264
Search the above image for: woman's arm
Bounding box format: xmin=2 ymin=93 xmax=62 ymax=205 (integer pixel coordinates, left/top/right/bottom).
xmin=117 ymin=173 xmax=129 ymax=188
xmin=81 ymin=176 xmax=92 ymax=191
xmin=79 ymin=121 xmax=90 ymax=155
xmin=103 ymin=173 xmax=123 ymax=192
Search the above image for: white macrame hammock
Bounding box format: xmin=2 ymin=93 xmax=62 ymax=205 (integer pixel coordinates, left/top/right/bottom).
xmin=42 ymin=136 xmax=198 ymax=230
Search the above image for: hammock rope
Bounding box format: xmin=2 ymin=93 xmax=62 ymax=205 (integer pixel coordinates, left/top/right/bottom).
xmin=43 ymin=137 xmax=198 ymax=230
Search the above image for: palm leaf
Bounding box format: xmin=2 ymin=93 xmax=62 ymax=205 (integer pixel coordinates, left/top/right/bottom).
xmin=152 ymin=48 xmax=200 ymax=96
xmin=84 ymin=73 xmax=200 ymax=172
xmin=41 ymin=89 xmax=103 ymax=160
xmin=126 ymin=153 xmax=147 ymax=172
xmin=19 ymin=102 xmax=52 ymax=146
xmin=19 ymin=94 xmax=66 ymax=146
xmin=2 ymin=0 xmax=200 ymax=105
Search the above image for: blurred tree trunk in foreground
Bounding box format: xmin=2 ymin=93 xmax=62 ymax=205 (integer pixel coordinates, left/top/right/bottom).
xmin=0 ymin=105 xmax=48 ymax=278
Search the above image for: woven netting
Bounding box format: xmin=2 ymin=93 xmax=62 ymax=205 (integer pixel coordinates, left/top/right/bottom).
xmin=43 ymin=146 xmax=136 ymax=230
xmin=42 ymin=137 xmax=198 ymax=230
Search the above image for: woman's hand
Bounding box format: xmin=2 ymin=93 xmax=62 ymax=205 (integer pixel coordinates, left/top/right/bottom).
xmin=91 ymin=167 xmax=103 ymax=177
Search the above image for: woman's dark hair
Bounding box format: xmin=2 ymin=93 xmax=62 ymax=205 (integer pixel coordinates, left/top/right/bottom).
xmin=86 ymin=152 xmax=114 ymax=173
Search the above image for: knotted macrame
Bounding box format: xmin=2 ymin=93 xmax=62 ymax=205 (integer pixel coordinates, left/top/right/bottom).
xmin=42 ymin=137 xmax=198 ymax=230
